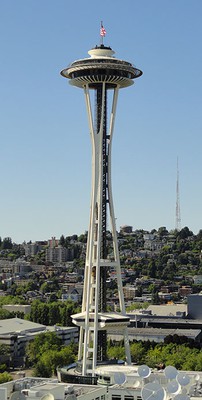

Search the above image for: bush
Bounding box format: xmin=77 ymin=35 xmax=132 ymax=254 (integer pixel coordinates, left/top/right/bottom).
xmin=0 ymin=372 xmax=13 ymax=383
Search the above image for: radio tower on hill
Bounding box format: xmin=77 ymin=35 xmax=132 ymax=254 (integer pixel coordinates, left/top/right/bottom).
xmin=175 ymin=157 xmax=181 ymax=231
xmin=61 ymin=25 xmax=142 ymax=377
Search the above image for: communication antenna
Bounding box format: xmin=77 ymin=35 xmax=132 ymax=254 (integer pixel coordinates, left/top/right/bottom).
xmin=10 ymin=393 xmax=26 ymax=400
xmin=177 ymin=373 xmax=190 ymax=387
xmin=167 ymin=380 xmax=181 ymax=395
xmin=114 ymin=372 xmax=126 ymax=385
xmin=40 ymin=394 xmax=55 ymax=400
xmin=138 ymin=364 xmax=151 ymax=379
xmin=175 ymin=157 xmax=181 ymax=231
xmin=173 ymin=394 xmax=189 ymax=400
xmin=164 ymin=366 xmax=178 ymax=380
xmin=142 ymin=382 xmax=166 ymax=400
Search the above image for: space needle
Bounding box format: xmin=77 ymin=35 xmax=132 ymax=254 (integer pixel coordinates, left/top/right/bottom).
xmin=61 ymin=24 xmax=142 ymax=377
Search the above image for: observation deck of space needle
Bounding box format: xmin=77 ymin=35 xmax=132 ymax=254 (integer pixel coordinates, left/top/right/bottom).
xmin=61 ymin=23 xmax=142 ymax=379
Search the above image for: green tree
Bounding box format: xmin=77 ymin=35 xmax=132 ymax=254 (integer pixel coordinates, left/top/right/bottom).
xmin=158 ymin=227 xmax=168 ymax=238
xmin=107 ymin=344 xmax=125 ymax=361
xmin=181 ymin=350 xmax=200 ymax=371
xmin=152 ymin=289 xmax=160 ymax=305
xmin=165 ymin=345 xmax=196 ymax=370
xmin=48 ymin=303 xmax=60 ymax=325
xmin=0 ymin=344 xmax=10 ymax=356
xmin=130 ymin=342 xmax=146 ymax=364
xmin=38 ymin=303 xmax=49 ymax=325
xmin=27 ymin=332 xmax=76 ymax=377
xmin=39 ymin=346 xmax=76 ymax=376
xmin=78 ymin=233 xmax=87 ymax=243
xmin=0 ymin=309 xmax=15 ymax=319
xmin=1 ymin=237 xmax=13 ymax=249
xmin=26 ymin=332 xmax=62 ymax=365
xmin=25 ymin=281 xmax=39 ymax=292
xmin=148 ymin=260 xmax=157 ymax=278
xmin=0 ymin=372 xmax=13 ymax=383
xmin=59 ymin=235 xmax=65 ymax=246
xmin=177 ymin=226 xmax=193 ymax=239
xmin=194 ymin=352 xmax=202 ymax=371
xmin=144 ymin=345 xmax=164 ymax=368
xmin=29 ymin=300 xmax=80 ymax=326
xmin=33 ymin=360 xmax=51 ymax=378
xmin=0 ymin=364 xmax=7 ymax=373
xmin=40 ymin=280 xmax=59 ymax=294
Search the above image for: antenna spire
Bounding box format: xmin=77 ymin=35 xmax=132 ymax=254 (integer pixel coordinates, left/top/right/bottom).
xmin=100 ymin=21 xmax=106 ymax=45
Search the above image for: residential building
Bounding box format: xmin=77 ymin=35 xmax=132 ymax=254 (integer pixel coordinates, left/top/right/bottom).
xmin=46 ymin=246 xmax=73 ymax=263
xmin=120 ymin=225 xmax=133 ymax=234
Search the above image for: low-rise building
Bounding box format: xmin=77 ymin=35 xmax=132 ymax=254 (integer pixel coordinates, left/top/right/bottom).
xmin=2 ymin=304 xmax=31 ymax=315
xmin=123 ymin=286 xmax=138 ymax=300
xmin=178 ymin=285 xmax=192 ymax=298
xmin=120 ymin=225 xmax=133 ymax=234
xmin=0 ymin=318 xmax=78 ymax=367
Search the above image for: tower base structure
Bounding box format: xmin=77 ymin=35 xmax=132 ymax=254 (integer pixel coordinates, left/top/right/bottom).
xmin=72 ymin=311 xmax=131 ymax=376
xmin=61 ymin=42 xmax=142 ymax=378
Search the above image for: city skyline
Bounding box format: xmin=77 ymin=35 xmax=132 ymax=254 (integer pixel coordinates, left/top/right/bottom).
xmin=1 ymin=1 xmax=202 ymax=243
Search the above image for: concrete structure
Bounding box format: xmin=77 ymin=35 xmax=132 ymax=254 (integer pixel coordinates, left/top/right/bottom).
xmin=61 ymin=288 xmax=83 ymax=303
xmin=58 ymin=364 xmax=202 ymax=399
xmin=0 ymin=379 xmax=107 ymax=400
xmin=1 ymin=368 xmax=202 ymax=400
xmin=120 ymin=225 xmax=133 ymax=234
xmin=0 ymin=318 xmax=78 ymax=367
xmin=109 ymin=327 xmax=202 ymax=343
xmin=193 ymin=275 xmax=202 ymax=284
xmin=123 ymin=286 xmax=138 ymax=300
xmin=46 ymin=237 xmax=75 ymax=263
xmin=0 ymin=259 xmax=31 ymax=276
xmin=61 ymin=32 xmax=142 ymax=377
xmin=188 ymin=293 xmax=202 ymax=319
xmin=46 ymin=245 xmax=72 ymax=263
xmin=2 ymin=304 xmax=31 ymax=315
xmin=178 ymin=285 xmax=192 ymax=297
xmin=146 ymin=304 xmax=187 ymax=316
xmin=23 ymin=241 xmax=47 ymax=257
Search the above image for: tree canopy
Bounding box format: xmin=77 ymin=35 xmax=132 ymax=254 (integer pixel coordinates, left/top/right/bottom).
xmin=26 ymin=331 xmax=76 ymax=377
xmin=28 ymin=300 xmax=80 ymax=326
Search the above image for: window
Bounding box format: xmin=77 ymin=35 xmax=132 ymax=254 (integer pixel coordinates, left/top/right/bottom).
xmin=112 ymin=396 xmax=121 ymax=400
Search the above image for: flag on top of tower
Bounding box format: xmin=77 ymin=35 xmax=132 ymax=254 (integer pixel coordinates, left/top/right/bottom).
xmin=100 ymin=22 xmax=106 ymax=37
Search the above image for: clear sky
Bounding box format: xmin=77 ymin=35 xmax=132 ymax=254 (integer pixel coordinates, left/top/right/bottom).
xmin=0 ymin=0 xmax=202 ymax=243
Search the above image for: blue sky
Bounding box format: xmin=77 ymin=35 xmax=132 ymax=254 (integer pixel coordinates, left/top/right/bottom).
xmin=0 ymin=0 xmax=202 ymax=243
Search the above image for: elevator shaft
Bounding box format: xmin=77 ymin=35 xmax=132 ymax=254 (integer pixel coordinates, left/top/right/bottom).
xmin=96 ymin=85 xmax=108 ymax=361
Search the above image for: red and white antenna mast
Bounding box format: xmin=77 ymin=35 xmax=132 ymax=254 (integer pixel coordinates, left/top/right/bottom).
xmin=175 ymin=157 xmax=181 ymax=231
